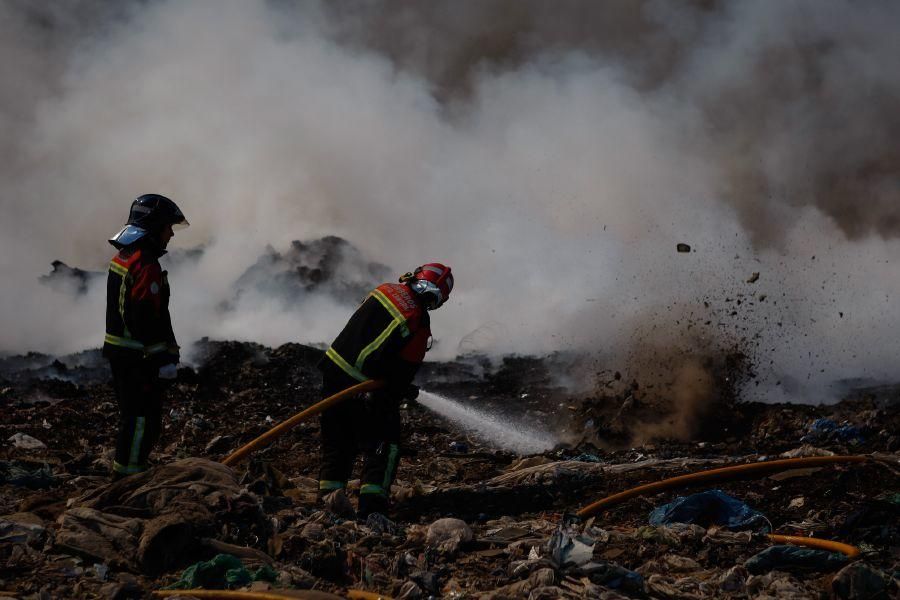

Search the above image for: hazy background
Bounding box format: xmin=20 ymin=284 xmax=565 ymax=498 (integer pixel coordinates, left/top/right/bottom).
xmin=2 ymin=0 xmax=899 ymax=403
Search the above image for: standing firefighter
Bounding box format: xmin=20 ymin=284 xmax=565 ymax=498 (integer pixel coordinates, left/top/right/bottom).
xmin=317 ymin=263 xmax=454 ymax=517
xmin=103 ymin=194 xmax=188 ymax=479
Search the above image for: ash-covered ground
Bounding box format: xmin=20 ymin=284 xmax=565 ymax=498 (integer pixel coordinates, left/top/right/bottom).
xmin=1 ymin=341 xmax=898 ymax=599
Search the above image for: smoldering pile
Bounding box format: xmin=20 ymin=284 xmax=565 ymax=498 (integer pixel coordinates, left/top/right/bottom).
xmin=40 ymin=235 xmax=389 ymax=310
xmin=1 ymin=340 xmax=898 ymax=598
xmin=229 ymin=235 xmax=392 ymax=309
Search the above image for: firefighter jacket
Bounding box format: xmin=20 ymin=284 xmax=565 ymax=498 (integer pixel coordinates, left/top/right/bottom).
xmin=318 ymin=283 xmax=431 ymax=393
xmin=102 ymin=243 xmax=179 ymax=366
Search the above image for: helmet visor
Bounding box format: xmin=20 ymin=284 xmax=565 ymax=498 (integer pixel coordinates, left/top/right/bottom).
xmin=411 ymin=279 xmax=443 ymax=309
xmin=109 ymin=225 xmax=148 ymax=247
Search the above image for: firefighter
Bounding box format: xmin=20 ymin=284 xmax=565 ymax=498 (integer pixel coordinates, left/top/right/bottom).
xmin=317 ymin=263 xmax=454 ymax=517
xmin=103 ymin=194 xmax=188 ymax=479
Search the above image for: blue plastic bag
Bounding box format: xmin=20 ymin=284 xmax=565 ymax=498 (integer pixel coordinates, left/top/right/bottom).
xmin=649 ymin=490 xmax=770 ymax=532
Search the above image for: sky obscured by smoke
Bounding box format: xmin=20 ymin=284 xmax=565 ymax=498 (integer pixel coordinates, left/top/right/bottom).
xmin=1 ymin=0 xmax=899 ymax=402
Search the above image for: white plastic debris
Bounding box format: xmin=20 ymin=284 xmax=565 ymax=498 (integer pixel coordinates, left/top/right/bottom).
xmin=426 ymin=518 xmax=472 ymax=553
xmin=8 ymin=433 xmax=47 ymax=449
xmin=548 ymin=526 xmax=595 ymax=567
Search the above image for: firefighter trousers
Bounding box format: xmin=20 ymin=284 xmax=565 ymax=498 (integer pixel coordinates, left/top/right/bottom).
xmin=109 ymin=358 xmax=165 ymax=477
xmin=318 ymin=378 xmax=401 ymax=515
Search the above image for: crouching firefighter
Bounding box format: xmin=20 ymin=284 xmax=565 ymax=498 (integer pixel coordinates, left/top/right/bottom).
xmin=103 ymin=194 xmax=188 ymax=480
xmin=317 ymin=263 xmax=454 ymax=518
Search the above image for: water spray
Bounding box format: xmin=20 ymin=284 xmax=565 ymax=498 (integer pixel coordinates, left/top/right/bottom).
xmin=418 ymin=390 xmax=559 ymax=455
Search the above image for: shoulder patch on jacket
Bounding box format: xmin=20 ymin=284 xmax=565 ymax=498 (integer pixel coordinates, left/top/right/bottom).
xmin=374 ymin=283 xmax=421 ymax=320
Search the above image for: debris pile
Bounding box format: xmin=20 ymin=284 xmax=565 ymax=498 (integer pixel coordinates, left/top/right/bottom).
xmin=232 ymin=236 xmax=391 ymax=307
xmin=1 ymin=340 xmax=898 ymax=598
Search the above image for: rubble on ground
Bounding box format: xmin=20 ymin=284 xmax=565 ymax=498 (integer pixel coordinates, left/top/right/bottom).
xmin=1 ymin=340 xmax=898 ymax=598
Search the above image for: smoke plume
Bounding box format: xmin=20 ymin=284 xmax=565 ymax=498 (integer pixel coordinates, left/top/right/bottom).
xmin=2 ymin=0 xmax=899 ymax=404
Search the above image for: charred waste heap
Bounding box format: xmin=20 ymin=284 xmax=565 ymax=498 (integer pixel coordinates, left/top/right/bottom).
xmin=1 ymin=336 xmax=898 ymax=598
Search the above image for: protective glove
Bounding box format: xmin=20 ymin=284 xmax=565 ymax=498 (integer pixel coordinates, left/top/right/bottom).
xmin=158 ymin=363 xmax=178 ymax=380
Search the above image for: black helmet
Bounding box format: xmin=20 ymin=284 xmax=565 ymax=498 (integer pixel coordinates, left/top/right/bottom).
xmin=109 ymin=194 xmax=188 ymax=249
xmin=127 ymin=194 xmax=188 ymax=231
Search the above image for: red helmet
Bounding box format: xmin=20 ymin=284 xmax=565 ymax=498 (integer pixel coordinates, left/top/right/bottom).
xmin=407 ymin=263 xmax=453 ymax=309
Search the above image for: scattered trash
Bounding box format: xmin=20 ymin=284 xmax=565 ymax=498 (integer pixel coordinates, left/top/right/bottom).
xmin=482 ymin=567 xmax=555 ymax=599
xmin=322 ymin=488 xmax=355 ymax=518
xmin=54 ymin=458 xmax=268 ymax=575
xmin=746 ymin=571 xmax=811 ymax=598
xmin=676 ymin=243 xmax=691 ymax=253
xmin=0 ymin=514 xmax=46 ymax=545
xmin=649 ymin=490 xmax=771 ymax=532
xmin=547 ymin=525 xmax=595 ymax=568
xmin=702 ymin=527 xmax=753 ymax=545
xmin=744 ymin=545 xmax=847 ymax=574
xmin=788 ymin=496 xmax=805 ymax=509
xmin=836 ymin=496 xmax=900 ymax=546
xmin=779 ymin=444 xmax=835 ymax=458
xmin=1 ymin=337 xmax=897 ymax=598
xmin=448 ymin=441 xmax=468 ymax=453
xmin=801 ymin=418 xmax=866 ymax=444
xmin=165 ymin=554 xmax=277 ymax=590
xmin=8 ymin=433 xmax=47 ymax=450
xmin=426 ymin=518 xmax=472 ymax=554
xmin=571 ymin=453 xmax=602 ymax=463
xmin=747 ymin=272 xmax=760 ymax=283
xmin=365 ymin=512 xmax=397 ymax=536
xmin=1 ymin=460 xmax=55 ymax=491
xmin=300 ymin=522 xmax=325 ymax=541
xmin=576 ymin=561 xmax=644 ymax=593
xmin=831 ymin=562 xmax=897 ymax=600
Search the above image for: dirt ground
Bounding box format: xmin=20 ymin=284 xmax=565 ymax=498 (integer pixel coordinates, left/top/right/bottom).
xmin=1 ymin=340 xmax=898 ymax=599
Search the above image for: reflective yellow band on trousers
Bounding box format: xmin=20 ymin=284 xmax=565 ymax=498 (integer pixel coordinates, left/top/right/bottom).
xmin=128 ymin=416 xmax=145 ymax=469
xmin=383 ymin=443 xmax=400 ymax=490
xmin=360 ymin=483 xmax=386 ymax=496
xmin=104 ymin=334 xmax=169 ymax=355
xmin=105 ymin=333 xmax=145 ymax=350
xmin=112 ymin=460 xmax=146 ymax=475
xmin=318 ymin=480 xmax=346 ymax=491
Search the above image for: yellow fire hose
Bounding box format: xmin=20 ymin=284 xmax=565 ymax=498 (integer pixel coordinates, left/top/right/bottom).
xmin=222 ymin=380 xmax=385 ymax=466
xmin=153 ymin=590 xmax=391 ymax=600
xmin=767 ymin=534 xmax=860 ymax=558
xmin=575 ymin=455 xmax=868 ymax=557
xmin=576 ymin=455 xmax=868 ymax=518
xmin=346 ymin=591 xmax=393 ymax=600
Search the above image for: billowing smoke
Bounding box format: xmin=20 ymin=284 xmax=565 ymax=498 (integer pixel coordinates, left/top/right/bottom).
xmin=2 ymin=0 xmax=899 ymax=404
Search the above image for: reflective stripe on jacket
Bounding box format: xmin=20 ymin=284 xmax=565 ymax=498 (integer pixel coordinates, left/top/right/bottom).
xmin=319 ymin=283 xmax=430 ymax=385
xmin=102 ymin=245 xmax=179 ymax=363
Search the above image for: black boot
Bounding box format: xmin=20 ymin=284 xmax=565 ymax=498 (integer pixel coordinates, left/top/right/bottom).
xmin=357 ymin=493 xmax=389 ymax=520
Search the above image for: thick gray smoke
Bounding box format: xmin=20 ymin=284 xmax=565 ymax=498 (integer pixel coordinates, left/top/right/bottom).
xmin=1 ymin=0 xmax=899 ymax=403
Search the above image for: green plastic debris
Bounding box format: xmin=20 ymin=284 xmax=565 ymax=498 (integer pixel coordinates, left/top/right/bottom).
xmin=165 ymin=553 xmax=277 ymax=590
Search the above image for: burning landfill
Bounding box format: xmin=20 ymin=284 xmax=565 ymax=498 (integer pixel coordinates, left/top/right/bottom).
xmin=3 ymin=1 xmax=900 ymax=599
xmin=2 ymin=233 xmax=899 ymax=599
